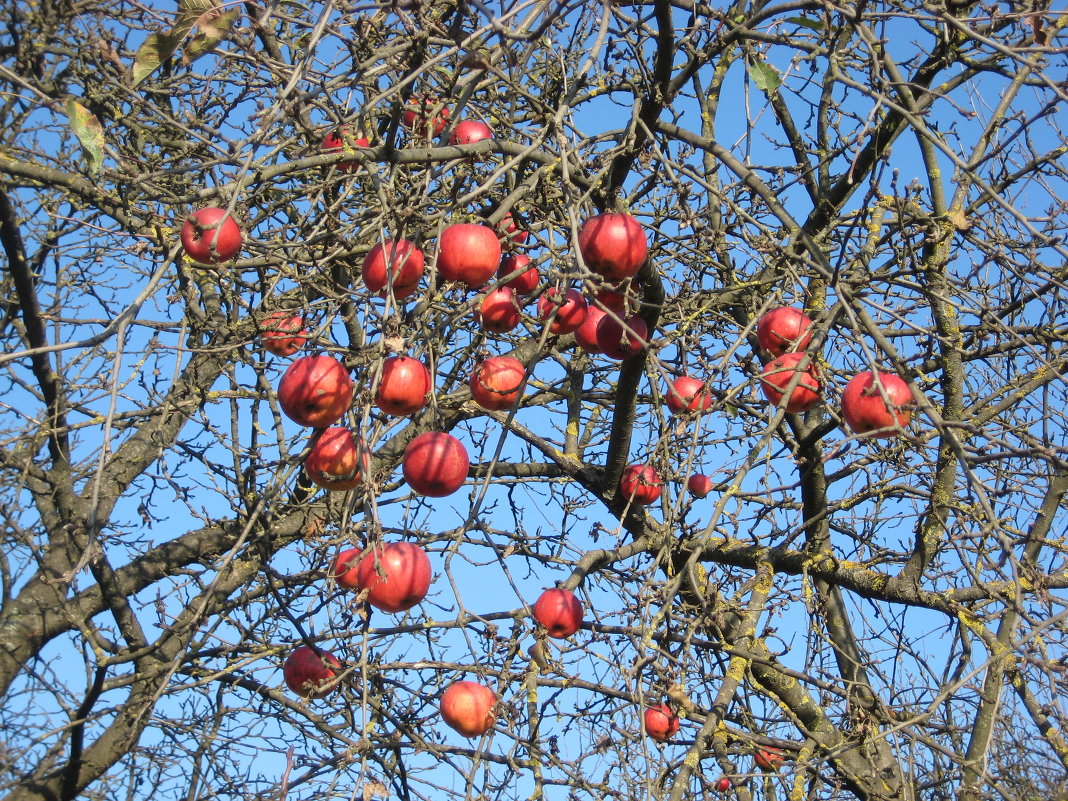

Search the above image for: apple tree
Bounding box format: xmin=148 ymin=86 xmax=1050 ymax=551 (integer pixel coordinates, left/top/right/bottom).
xmin=0 ymin=2 xmax=1066 ymax=801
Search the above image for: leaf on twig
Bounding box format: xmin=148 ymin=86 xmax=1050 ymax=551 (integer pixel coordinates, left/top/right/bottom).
xmin=184 ymin=9 xmax=240 ymax=62
xmin=131 ymin=0 xmax=238 ymax=85
xmin=65 ymin=98 xmax=105 ymax=173
xmin=749 ymin=60 xmax=782 ymax=93
xmin=132 ymin=31 xmax=182 ymax=86
xmin=361 ymin=781 xmax=389 ymax=801
xmin=785 ymin=16 xmax=823 ymax=31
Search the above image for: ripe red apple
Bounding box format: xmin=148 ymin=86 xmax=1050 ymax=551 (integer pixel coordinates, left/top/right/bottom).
xmin=537 ymin=287 xmax=588 ymax=335
xmin=643 ymin=703 xmax=680 ymax=742
xmin=595 ymin=286 xmax=629 ymax=312
xmin=278 ymin=355 xmax=354 ymax=427
xmin=181 ymin=207 xmax=243 ymax=264
xmin=440 ymin=680 xmax=497 ymax=737
xmin=402 ymin=95 xmax=450 ymax=137
xmin=574 ymin=304 xmax=607 ymax=353
xmin=284 ymin=645 xmax=342 ymax=698
xmin=666 ymin=376 xmax=712 ymax=415
xmin=450 ymin=119 xmax=493 ymax=145
xmin=469 ymin=356 xmax=526 ymax=411
xmin=402 ymin=431 xmax=469 ymax=497
xmin=619 ymin=464 xmax=662 ymax=506
xmin=436 ymin=223 xmax=502 ymax=288
xmin=375 ymin=355 xmax=432 ymax=416
xmin=363 ymin=239 xmax=424 ymax=299
xmin=754 ymin=746 xmax=785 ymax=771
xmin=304 ymin=427 xmax=364 ymax=491
xmin=496 ymin=212 xmax=528 ymax=250
xmin=498 ymin=253 xmax=538 ymax=294
xmin=577 ymin=212 xmax=647 ymax=281
xmin=532 ymin=587 xmax=583 ymax=638
xmin=476 ymin=287 xmax=521 ymax=333
xmin=759 ymin=352 xmax=821 ymax=413
xmin=348 ymin=541 xmax=432 ymax=613
xmin=332 ymin=547 xmax=363 ymax=590
xmin=756 ymin=306 xmax=813 ymax=357
xmin=320 ymin=126 xmax=369 ymax=172
xmin=595 ymin=314 xmax=648 ymax=360
xmin=841 ymin=370 xmax=913 ymax=438
xmin=261 ymin=311 xmax=306 ymax=357
xmin=687 ymin=473 xmax=713 ymax=498
xmin=714 ymin=777 xmax=731 ymax=792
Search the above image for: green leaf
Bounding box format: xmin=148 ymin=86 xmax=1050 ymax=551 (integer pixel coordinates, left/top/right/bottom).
xmin=184 ymin=9 xmax=239 ymax=60
xmin=749 ymin=60 xmax=782 ymax=93
xmin=785 ymin=16 xmax=823 ymax=31
xmin=132 ymin=31 xmax=181 ymax=86
xmin=65 ymin=98 xmax=105 ymax=173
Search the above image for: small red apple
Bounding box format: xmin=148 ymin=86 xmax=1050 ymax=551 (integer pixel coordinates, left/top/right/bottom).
xmin=496 ymin=212 xmax=529 ymax=250
xmin=402 ymin=95 xmax=450 ymax=137
xmin=469 ymin=356 xmax=526 ymax=411
xmin=595 ymin=286 xmax=629 ymax=312
xmin=574 ymin=304 xmax=607 ymax=353
xmin=181 ymin=207 xmax=243 ymax=264
xmin=595 ymin=314 xmax=648 ymax=360
xmin=476 ymin=287 xmax=521 ymax=333
xmin=754 ymin=746 xmax=785 ymax=771
xmin=498 ymin=253 xmax=539 ymax=294
xmin=278 ymin=355 xmax=354 ymax=428
xmin=332 ymin=547 xmax=363 ymax=590
xmin=759 ymin=352 xmax=821 ymax=413
xmin=687 ymin=473 xmax=713 ymax=498
xmin=320 ymin=126 xmax=369 ymax=172
xmin=349 ymin=541 xmax=432 ymax=613
xmin=375 ymin=355 xmax=432 ymax=416
xmin=304 ymin=427 xmax=365 ymax=491
xmin=619 ymin=464 xmax=662 ymax=506
xmin=841 ymin=370 xmax=913 ymax=438
xmin=643 ymin=702 xmax=680 ymax=742
xmin=756 ymin=306 xmax=813 ymax=357
xmin=440 ymin=680 xmax=497 ymax=737
xmin=402 ymin=431 xmax=470 ymax=497
xmin=363 ymin=239 xmax=424 ymax=299
xmin=261 ymin=311 xmax=307 ymax=357
xmin=666 ymin=376 xmax=712 ymax=415
xmin=436 ymin=223 xmax=502 ymax=288
xmin=714 ymin=777 xmax=731 ymax=792
xmin=578 ymin=212 xmax=647 ymax=281
xmin=284 ymin=645 xmax=342 ymax=698
xmin=450 ymin=119 xmax=493 ymax=145
xmin=537 ymin=287 xmax=588 ymax=335
xmin=532 ymin=587 xmax=583 ymax=638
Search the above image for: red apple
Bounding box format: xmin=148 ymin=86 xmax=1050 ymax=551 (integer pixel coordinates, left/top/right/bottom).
xmin=363 ymin=239 xmax=424 ymax=299
xmin=687 ymin=474 xmax=713 ymax=498
xmin=450 ymin=119 xmax=493 ymax=145
xmin=332 ymin=547 xmax=362 ymax=590
xmin=537 ymin=287 xmax=587 ymax=335
xmin=666 ymin=376 xmax=712 ymax=415
xmin=375 ymin=355 xmax=432 ymax=416
xmin=754 ymin=746 xmax=785 ymax=771
xmin=469 ymin=356 xmax=526 ymax=411
xmin=756 ymin=306 xmax=813 ymax=357
xmin=714 ymin=777 xmax=731 ymax=792
xmin=532 ymin=587 xmax=583 ymax=638
xmin=595 ymin=314 xmax=648 ymax=360
xmin=595 ymin=286 xmax=629 ymax=312
xmin=476 ymin=287 xmax=521 ymax=333
xmin=496 ymin=212 xmax=528 ymax=250
xmin=643 ymin=702 xmax=680 ymax=742
xmin=498 ymin=253 xmax=539 ymax=294
xmin=759 ymin=352 xmax=821 ymax=413
xmin=320 ymin=126 xmax=369 ymax=172
xmin=577 ymin=212 xmax=647 ymax=281
xmin=619 ymin=464 xmax=662 ymax=506
xmin=284 ymin=645 xmax=342 ymax=698
xmin=278 ymin=355 xmax=354 ymax=427
xmin=304 ymin=427 xmax=364 ymax=491
xmin=350 ymin=541 xmax=432 ymax=613
xmin=574 ymin=304 xmax=607 ymax=353
xmin=181 ymin=207 xmax=243 ymax=264
xmin=402 ymin=95 xmax=450 ymax=137
xmin=841 ymin=370 xmax=913 ymax=438
xmin=440 ymin=680 xmax=497 ymax=737
xmin=261 ymin=311 xmax=306 ymax=357
xmin=436 ymin=223 xmax=502 ymax=288
xmin=402 ymin=431 xmax=469 ymax=497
